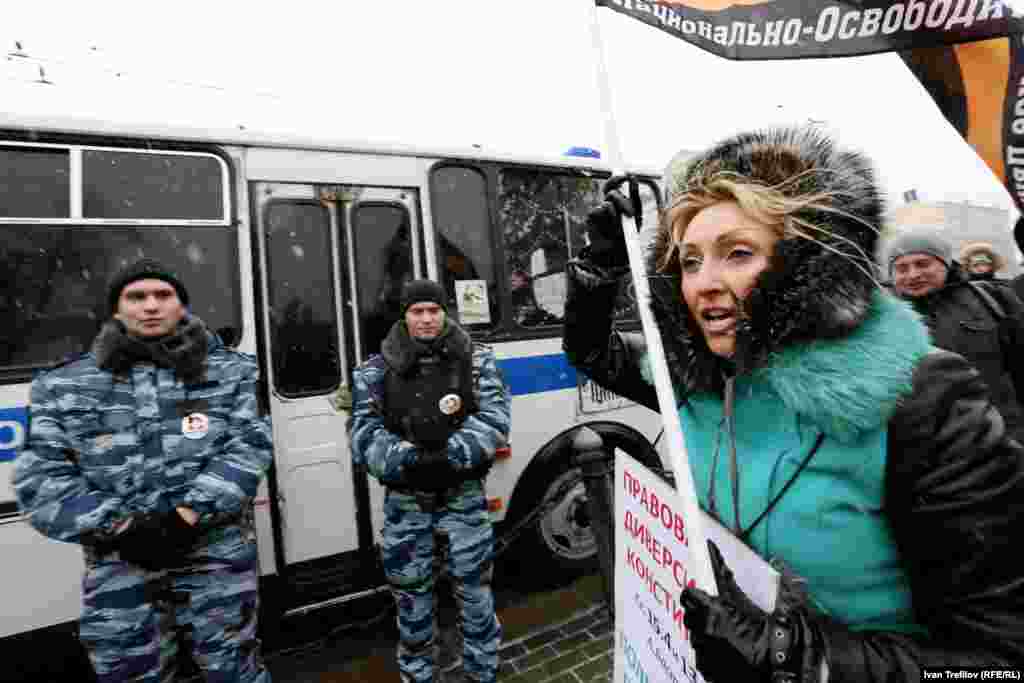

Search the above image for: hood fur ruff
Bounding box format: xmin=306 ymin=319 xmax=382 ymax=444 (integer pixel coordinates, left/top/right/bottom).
xmin=642 ymin=292 xmax=931 ymax=442
xmin=751 ymin=292 xmax=930 ymax=442
xmin=649 ymin=126 xmax=886 ymax=396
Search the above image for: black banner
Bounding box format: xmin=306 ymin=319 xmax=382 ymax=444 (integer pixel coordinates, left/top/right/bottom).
xmin=1006 ymin=32 xmax=1024 ymax=209
xmin=597 ymin=0 xmax=1024 ymax=212
xmin=596 ymin=0 xmax=1014 ymax=60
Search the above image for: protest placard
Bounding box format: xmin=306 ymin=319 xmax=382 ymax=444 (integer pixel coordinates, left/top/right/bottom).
xmin=613 ymin=452 xmax=779 ymax=683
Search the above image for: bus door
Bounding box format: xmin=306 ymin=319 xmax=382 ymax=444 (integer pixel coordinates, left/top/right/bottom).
xmin=336 ymin=187 xmax=424 ymax=539
xmin=253 ymin=182 xmax=356 ymax=571
xmin=252 ymin=181 xmax=421 ymax=574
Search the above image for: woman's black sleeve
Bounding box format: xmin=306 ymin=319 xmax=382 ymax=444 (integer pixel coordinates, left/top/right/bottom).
xmin=562 ymin=257 xmax=658 ymax=412
xmin=796 ymin=349 xmax=1024 ymax=682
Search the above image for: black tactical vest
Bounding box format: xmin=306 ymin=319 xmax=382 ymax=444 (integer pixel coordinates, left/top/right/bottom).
xmin=383 ymin=349 xmax=486 ymax=490
xmin=385 ymin=352 xmax=477 ymax=441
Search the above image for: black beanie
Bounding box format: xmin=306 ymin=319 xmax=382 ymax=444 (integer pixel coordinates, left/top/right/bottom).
xmin=399 ymin=279 xmax=447 ymax=315
xmin=107 ymin=258 xmax=190 ymax=315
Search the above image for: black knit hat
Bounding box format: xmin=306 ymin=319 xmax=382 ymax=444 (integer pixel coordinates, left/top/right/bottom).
xmin=399 ymin=279 xmax=447 ymax=315
xmin=107 ymin=258 xmax=190 ymax=315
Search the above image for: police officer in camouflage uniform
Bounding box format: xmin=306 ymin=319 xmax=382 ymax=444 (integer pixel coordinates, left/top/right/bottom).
xmin=349 ymin=279 xmax=510 ymax=683
xmin=12 ymin=258 xmax=273 ymax=682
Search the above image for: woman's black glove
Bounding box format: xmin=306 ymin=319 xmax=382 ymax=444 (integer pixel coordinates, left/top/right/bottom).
xmin=681 ymin=540 xmax=802 ymax=683
xmin=584 ymin=190 xmax=634 ymax=269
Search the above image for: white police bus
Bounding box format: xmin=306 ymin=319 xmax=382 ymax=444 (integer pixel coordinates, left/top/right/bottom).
xmin=0 ymin=109 xmax=665 ymax=677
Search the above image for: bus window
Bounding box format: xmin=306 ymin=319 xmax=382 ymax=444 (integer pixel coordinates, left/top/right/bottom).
xmin=429 ymin=166 xmax=498 ymax=331
xmin=0 ymin=146 xmax=70 ymax=218
xmin=83 ymin=150 xmax=226 ymax=220
xmin=264 ymin=201 xmax=340 ymax=397
xmin=352 ymin=203 xmax=414 ymax=360
xmin=0 ymin=226 xmax=240 ymax=376
xmin=498 ymin=170 xmax=599 ymax=330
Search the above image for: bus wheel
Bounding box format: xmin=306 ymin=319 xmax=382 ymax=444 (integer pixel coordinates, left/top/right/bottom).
xmin=537 ymin=464 xmax=596 ymax=572
xmin=503 ymin=457 xmax=596 ymax=588
xmin=500 ymin=424 xmax=661 ymax=589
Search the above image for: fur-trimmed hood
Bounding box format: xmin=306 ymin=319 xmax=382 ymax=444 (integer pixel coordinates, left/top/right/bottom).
xmin=648 ymin=126 xmax=884 ymax=395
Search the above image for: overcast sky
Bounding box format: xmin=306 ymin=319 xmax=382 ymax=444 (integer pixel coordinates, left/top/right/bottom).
xmin=1 ymin=0 xmax=1015 ymax=216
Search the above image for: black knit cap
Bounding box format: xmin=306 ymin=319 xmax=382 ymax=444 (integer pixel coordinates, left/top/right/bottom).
xmin=399 ymin=279 xmax=447 ymax=315
xmin=107 ymin=258 xmax=190 ymax=315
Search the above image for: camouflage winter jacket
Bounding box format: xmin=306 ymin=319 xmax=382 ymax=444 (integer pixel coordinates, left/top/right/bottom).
xmin=12 ymin=333 xmax=272 ymax=545
xmin=348 ymin=333 xmax=510 ymax=490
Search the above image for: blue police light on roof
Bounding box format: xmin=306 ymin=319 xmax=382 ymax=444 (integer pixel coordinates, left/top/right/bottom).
xmin=564 ymin=146 xmax=601 ymax=159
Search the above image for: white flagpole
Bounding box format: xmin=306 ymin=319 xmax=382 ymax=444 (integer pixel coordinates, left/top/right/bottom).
xmin=586 ymin=1 xmax=715 ymax=596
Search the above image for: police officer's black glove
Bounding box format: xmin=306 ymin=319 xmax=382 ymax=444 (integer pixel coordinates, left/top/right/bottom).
xmin=404 ymin=416 xmax=452 ymax=453
xmin=404 ymin=448 xmax=455 ymax=489
xmin=680 ymin=540 xmax=802 ymax=683
xmin=584 ymin=190 xmax=634 ymax=270
xmin=113 ymin=515 xmax=173 ymax=571
xmin=163 ymin=510 xmax=200 ymax=556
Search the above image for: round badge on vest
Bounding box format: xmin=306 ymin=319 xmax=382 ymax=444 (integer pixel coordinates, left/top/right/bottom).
xmin=182 ymin=413 xmax=210 ymax=439
xmin=438 ymin=393 xmax=462 ymax=416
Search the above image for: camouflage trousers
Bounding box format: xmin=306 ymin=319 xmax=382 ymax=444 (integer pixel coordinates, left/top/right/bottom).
xmin=79 ymin=522 xmax=271 ymax=683
xmin=381 ymin=480 xmax=502 ymax=683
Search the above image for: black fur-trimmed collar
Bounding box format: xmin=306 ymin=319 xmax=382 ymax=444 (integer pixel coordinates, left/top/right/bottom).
xmin=92 ymin=316 xmax=209 ymax=382
xmin=380 ymin=319 xmax=472 ymax=375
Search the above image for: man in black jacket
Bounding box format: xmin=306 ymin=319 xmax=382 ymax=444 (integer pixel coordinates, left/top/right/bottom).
xmin=1013 ymin=217 xmax=1024 ymax=303
xmin=889 ymin=228 xmax=1024 ymax=443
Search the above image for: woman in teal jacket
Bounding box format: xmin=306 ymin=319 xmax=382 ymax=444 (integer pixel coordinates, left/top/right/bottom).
xmin=564 ymin=126 xmax=1024 ymax=682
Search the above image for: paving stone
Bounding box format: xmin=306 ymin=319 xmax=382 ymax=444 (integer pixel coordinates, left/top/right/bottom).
xmin=544 ymin=649 xmax=584 ymax=677
xmin=503 ymin=665 xmax=553 ymax=683
xmin=581 ymin=634 xmax=614 ymax=659
xmin=574 ymin=653 xmax=613 ymax=681
xmin=523 ymin=628 xmax=566 ymax=652
xmin=514 ymin=644 xmax=559 ymax=671
xmin=552 ymin=631 xmax=592 ymax=654
xmin=500 ymin=643 xmax=528 ymax=660
xmin=548 ymin=672 xmax=582 ymax=683
xmin=558 ymin=613 xmax=600 ymax=636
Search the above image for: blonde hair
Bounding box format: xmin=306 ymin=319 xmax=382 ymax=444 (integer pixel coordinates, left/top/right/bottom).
xmin=657 ymin=169 xmax=877 ymax=280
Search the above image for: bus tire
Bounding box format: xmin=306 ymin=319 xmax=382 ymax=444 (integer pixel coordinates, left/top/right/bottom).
xmin=500 ymin=422 xmax=661 ymax=589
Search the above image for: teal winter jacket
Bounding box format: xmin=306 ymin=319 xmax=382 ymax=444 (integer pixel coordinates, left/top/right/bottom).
xmin=564 ymin=258 xmax=1024 ymax=675
xmin=676 ymin=293 xmax=929 ymax=633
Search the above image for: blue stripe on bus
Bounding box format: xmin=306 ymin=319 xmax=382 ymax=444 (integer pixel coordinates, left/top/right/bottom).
xmin=496 ymin=354 xmax=578 ymax=397
xmin=0 ymin=407 xmax=28 ymax=463
xmin=0 ymin=356 xmax=579 ymax=457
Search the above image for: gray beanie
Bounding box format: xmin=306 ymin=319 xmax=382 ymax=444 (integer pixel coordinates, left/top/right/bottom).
xmin=886 ymin=229 xmax=953 ymax=275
